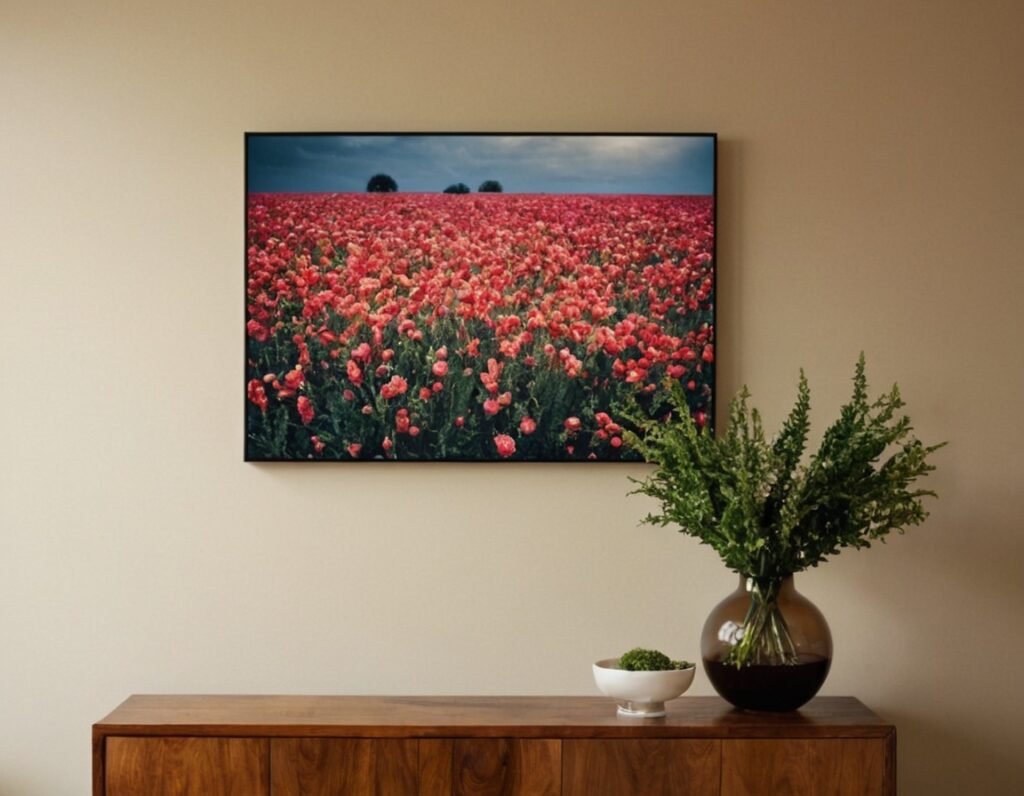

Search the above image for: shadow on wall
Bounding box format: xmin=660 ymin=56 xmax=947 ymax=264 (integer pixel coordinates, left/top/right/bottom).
xmin=887 ymin=707 xmax=1024 ymax=794
xmin=862 ymin=480 xmax=1024 ymax=792
xmin=862 ymin=475 xmax=1024 ymax=657
xmin=713 ymin=136 xmax=744 ymax=416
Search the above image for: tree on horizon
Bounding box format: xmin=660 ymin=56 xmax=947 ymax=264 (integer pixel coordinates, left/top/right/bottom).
xmin=367 ymin=174 xmax=398 ymax=192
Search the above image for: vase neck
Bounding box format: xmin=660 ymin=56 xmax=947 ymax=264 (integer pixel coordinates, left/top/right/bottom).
xmin=740 ymin=574 xmax=795 ymax=597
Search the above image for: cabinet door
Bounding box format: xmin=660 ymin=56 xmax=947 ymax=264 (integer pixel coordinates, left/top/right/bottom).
xmin=270 ymin=739 xmax=418 ymax=795
xmin=419 ymin=738 xmax=561 ymax=796
xmin=106 ymin=737 xmax=269 ymax=796
xmin=721 ymin=739 xmax=889 ymax=796
xmin=562 ymin=739 xmax=719 ymax=796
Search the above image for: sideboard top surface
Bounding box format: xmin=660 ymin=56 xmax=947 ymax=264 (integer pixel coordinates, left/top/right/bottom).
xmin=93 ymin=695 xmax=892 ymax=740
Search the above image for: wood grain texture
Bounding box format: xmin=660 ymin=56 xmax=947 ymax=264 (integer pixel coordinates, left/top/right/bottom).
xmin=462 ymin=738 xmax=561 ymax=795
xmin=563 ymin=739 xmax=720 ymax=796
xmin=721 ymin=738 xmax=891 ymax=796
xmin=271 ymin=738 xmax=417 ymax=795
xmin=105 ymin=737 xmax=268 ymax=796
xmin=419 ymin=738 xmax=560 ymax=795
xmin=93 ymin=731 xmax=105 ymax=796
xmin=884 ymin=728 xmax=897 ymax=796
xmin=94 ymin=695 xmax=892 ymax=739
xmin=418 ymin=739 xmax=455 ymax=796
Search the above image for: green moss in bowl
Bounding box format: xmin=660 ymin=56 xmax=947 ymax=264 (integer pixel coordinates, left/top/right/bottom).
xmin=619 ymin=647 xmax=693 ymax=671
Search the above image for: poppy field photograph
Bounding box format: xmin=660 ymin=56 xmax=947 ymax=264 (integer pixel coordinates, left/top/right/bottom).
xmin=245 ymin=133 xmax=716 ymax=461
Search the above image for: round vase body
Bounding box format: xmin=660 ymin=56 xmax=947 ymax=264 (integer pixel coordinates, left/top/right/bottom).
xmin=701 ymin=575 xmax=832 ymax=712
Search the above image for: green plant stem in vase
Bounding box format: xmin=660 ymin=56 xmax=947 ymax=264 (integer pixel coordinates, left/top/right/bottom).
xmin=624 ymin=355 xmax=944 ymax=708
xmin=730 ymin=577 xmax=796 ymax=667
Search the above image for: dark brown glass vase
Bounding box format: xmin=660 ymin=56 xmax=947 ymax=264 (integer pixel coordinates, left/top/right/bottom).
xmin=701 ymin=575 xmax=832 ymax=711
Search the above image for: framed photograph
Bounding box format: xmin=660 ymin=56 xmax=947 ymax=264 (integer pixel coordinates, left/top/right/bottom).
xmin=246 ymin=133 xmax=716 ymax=461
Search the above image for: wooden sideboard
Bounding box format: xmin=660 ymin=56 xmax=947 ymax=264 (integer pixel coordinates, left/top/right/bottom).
xmin=93 ymin=695 xmax=895 ymax=795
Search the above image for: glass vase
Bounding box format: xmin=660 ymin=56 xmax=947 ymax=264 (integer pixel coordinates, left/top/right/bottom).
xmin=701 ymin=574 xmax=832 ymax=711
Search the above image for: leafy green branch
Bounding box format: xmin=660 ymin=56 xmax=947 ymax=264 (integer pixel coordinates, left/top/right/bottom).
xmin=623 ymin=355 xmax=944 ymax=580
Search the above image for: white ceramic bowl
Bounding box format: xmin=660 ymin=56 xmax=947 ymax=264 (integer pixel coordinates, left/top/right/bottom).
xmin=593 ymin=658 xmax=696 ymax=717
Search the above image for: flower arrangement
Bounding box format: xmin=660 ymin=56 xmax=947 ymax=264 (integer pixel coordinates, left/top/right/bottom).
xmin=624 ymin=355 xmax=944 ymax=667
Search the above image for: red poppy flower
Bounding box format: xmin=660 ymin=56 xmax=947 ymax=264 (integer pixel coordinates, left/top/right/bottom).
xmin=380 ymin=375 xmax=408 ymax=400
xmin=247 ymin=379 xmax=268 ymax=413
xmin=494 ymin=434 xmax=516 ymax=458
xmin=297 ymin=396 xmax=314 ymax=425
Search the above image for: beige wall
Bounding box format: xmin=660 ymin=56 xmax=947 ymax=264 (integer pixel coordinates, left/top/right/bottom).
xmin=2 ymin=0 xmax=1022 ymax=792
